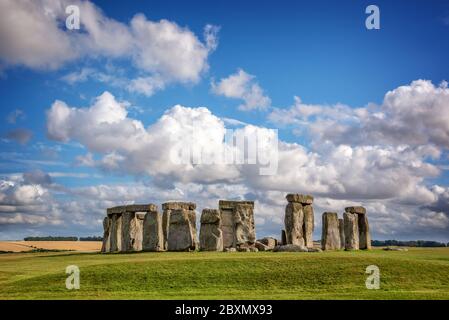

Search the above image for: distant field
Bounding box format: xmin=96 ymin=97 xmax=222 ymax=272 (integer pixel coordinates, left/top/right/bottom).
xmin=0 ymin=241 xmax=102 ymax=253
xmin=0 ymin=248 xmax=448 ymax=299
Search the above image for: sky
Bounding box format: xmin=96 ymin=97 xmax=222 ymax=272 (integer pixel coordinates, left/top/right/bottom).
xmin=1 ymin=0 xmax=449 ymax=241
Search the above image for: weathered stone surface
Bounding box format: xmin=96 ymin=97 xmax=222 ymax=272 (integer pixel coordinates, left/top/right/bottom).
xmin=303 ymin=205 xmax=314 ymax=248
xmin=121 ymin=212 xmax=143 ymax=252
xmin=218 ymin=200 xmax=255 ymax=250
xmin=135 ymin=212 xmax=146 ymax=220
xmin=345 ymin=206 xmax=366 ymax=215
xmin=225 ymin=247 xmax=237 ymax=252
xmin=344 ymin=212 xmax=359 ymax=250
xmin=255 ymin=241 xmax=269 ymax=251
xmin=281 ymin=229 xmax=287 ymax=245
xmin=109 ymin=213 xmax=123 ymax=252
xmin=321 ymin=212 xmax=341 ymax=250
xmin=338 ymin=218 xmax=345 ymax=250
xmin=162 ymin=202 xmax=196 ymax=210
xmin=167 ymin=209 xmax=197 ymax=251
xmin=284 ymin=202 xmax=304 ymax=246
xmin=126 ymin=204 xmax=158 ymax=213
xmin=383 ymin=247 xmax=408 ymax=251
xmin=107 ymin=206 xmax=126 ymax=215
xmin=286 ymin=194 xmax=314 ymax=204
xmin=307 ymin=247 xmax=323 ymax=252
xmin=258 ymin=237 xmax=277 ymax=250
xmin=199 ymin=209 xmax=223 ymax=251
xmin=101 ymin=216 xmax=111 ymax=253
xmin=234 ymin=203 xmax=256 ymax=248
xmin=218 ymin=200 xmax=254 ymax=209
xmin=358 ymin=214 xmax=371 ymax=250
xmin=162 ymin=202 xmax=196 ymax=250
xmin=142 ymin=210 xmax=164 ymax=251
xmin=273 ymin=244 xmax=308 ymax=252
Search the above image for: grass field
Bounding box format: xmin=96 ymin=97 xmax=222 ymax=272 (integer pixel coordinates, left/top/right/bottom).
xmin=1 ymin=248 xmax=448 ymax=300
xmin=0 ymin=241 xmax=102 ymax=253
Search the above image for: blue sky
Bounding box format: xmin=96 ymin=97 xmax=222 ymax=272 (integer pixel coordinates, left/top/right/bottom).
xmin=1 ymin=0 xmax=449 ymax=241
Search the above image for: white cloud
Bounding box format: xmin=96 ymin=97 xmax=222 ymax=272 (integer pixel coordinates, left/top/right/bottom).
xmin=0 ymin=0 xmax=218 ymax=95
xmin=212 ymin=69 xmax=271 ymax=111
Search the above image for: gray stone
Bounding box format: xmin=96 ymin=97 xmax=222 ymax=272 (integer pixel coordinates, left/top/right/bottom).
xmin=225 ymin=247 xmax=237 ymax=252
xmin=284 ymin=202 xmax=304 ymax=246
xmin=218 ymin=200 xmax=256 ymax=250
xmin=109 ymin=213 xmax=123 ymax=252
xmin=257 ymin=237 xmax=277 ymax=250
xmin=167 ymin=209 xmax=197 ymax=251
xmin=281 ymin=229 xmax=287 ymax=245
xmin=338 ymin=218 xmax=345 ymax=250
xmin=344 ymin=212 xmax=359 ymax=250
xmin=162 ymin=202 xmax=197 ymax=250
xmin=101 ymin=216 xmax=111 ymax=253
xmin=321 ymin=212 xmax=341 ymax=250
xmin=383 ymin=247 xmax=408 ymax=251
xmin=126 ymin=204 xmax=158 ymax=213
xmin=345 ymin=206 xmax=366 ymax=215
xmin=286 ymin=194 xmax=314 ymax=204
xmin=358 ymin=213 xmax=371 ymax=250
xmin=121 ymin=212 xmax=143 ymax=252
xmin=255 ymin=241 xmax=269 ymax=251
xmin=199 ymin=209 xmax=223 ymax=251
xmin=303 ymin=205 xmax=314 ymax=248
xmin=273 ymin=244 xmax=309 ymax=252
xmin=142 ymin=210 xmax=164 ymax=251
xmin=307 ymin=247 xmax=323 ymax=252
xmin=107 ymin=206 xmax=126 ymax=216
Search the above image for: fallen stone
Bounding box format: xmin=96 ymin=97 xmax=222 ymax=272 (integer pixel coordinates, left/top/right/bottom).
xmin=321 ymin=212 xmax=341 ymax=250
xmin=307 ymin=247 xmax=323 ymax=252
xmin=286 ymin=194 xmax=314 ymax=204
xmin=273 ymin=244 xmax=309 ymax=252
xmin=257 ymin=237 xmax=277 ymax=250
xmin=225 ymin=247 xmax=237 ymax=252
xmin=383 ymin=247 xmax=408 ymax=251
xmin=255 ymin=241 xmax=269 ymax=251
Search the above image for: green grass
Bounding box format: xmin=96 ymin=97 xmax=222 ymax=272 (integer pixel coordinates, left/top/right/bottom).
xmin=1 ymin=248 xmax=449 ymax=299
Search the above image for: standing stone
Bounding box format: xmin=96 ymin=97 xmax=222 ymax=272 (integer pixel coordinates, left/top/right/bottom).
xmin=338 ymin=218 xmax=345 ymax=250
xmin=303 ymin=205 xmax=314 ymax=248
xmin=167 ymin=209 xmax=197 ymax=251
xmin=162 ymin=202 xmax=196 ymax=250
xmin=284 ymin=194 xmax=314 ymax=248
xmin=143 ymin=210 xmax=164 ymax=251
xmin=121 ymin=211 xmax=143 ymax=252
xmin=284 ymin=202 xmax=304 ymax=246
xmin=281 ymin=230 xmax=287 ymax=245
xmin=345 ymin=206 xmax=371 ymax=250
xmin=199 ymin=209 xmax=223 ymax=251
xmin=101 ymin=216 xmax=111 ymax=253
xmin=109 ymin=209 xmax=124 ymax=252
xmin=343 ymin=212 xmax=359 ymax=250
xmin=218 ymin=200 xmax=256 ymax=250
xmin=358 ymin=214 xmax=371 ymax=250
xmin=321 ymin=212 xmax=341 ymax=250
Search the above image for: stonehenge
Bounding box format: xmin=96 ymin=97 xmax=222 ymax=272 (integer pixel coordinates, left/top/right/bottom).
xmin=199 ymin=209 xmax=223 ymax=251
xmin=284 ymin=194 xmax=314 ymax=248
xmin=321 ymin=212 xmax=341 ymax=250
xmin=218 ymin=200 xmax=256 ymax=251
xmin=101 ymin=196 xmax=372 ymax=253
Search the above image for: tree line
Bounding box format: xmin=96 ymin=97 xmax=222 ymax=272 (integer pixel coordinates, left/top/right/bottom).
xmin=24 ymin=236 xmax=103 ymax=241
xmin=371 ymin=240 xmax=448 ymax=247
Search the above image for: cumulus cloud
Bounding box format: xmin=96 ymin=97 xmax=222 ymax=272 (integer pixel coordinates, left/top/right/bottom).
xmin=0 ymin=0 xmax=218 ymax=95
xmin=270 ymin=80 xmax=449 ymax=150
xmin=212 ymin=69 xmax=271 ymax=111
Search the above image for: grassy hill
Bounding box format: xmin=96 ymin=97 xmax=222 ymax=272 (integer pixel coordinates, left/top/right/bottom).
xmin=1 ymin=248 xmax=448 ymax=299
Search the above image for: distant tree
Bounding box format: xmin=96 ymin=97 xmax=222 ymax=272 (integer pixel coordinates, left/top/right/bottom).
xmin=79 ymin=236 xmax=103 ymax=241
xmin=371 ymin=240 xmax=446 ymax=247
xmin=24 ymin=236 xmax=78 ymax=241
